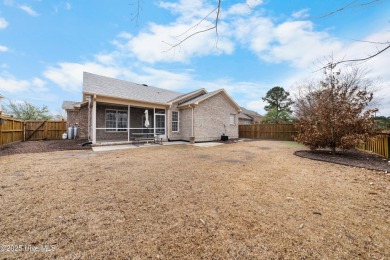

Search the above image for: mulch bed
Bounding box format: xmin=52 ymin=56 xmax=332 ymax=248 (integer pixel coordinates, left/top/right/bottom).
xmin=0 ymin=139 xmax=91 ymax=156
xmin=295 ymin=148 xmax=390 ymax=172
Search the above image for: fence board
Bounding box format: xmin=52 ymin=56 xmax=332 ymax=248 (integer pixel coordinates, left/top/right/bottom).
xmin=0 ymin=116 xmax=67 ymax=146
xmin=0 ymin=116 xmax=24 ymax=146
xmin=239 ymin=124 xmax=298 ymax=141
xmin=357 ymin=134 xmax=389 ymax=159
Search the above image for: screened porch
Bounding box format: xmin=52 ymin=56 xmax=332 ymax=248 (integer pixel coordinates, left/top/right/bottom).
xmin=94 ymin=102 xmax=166 ymax=144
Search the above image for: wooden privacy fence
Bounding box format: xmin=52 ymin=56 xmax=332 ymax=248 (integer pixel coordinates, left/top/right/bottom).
xmin=0 ymin=116 xmax=24 ymax=146
xmin=239 ymin=124 xmax=298 ymax=141
xmin=0 ymin=115 xmax=67 ymax=146
xmin=357 ymin=134 xmax=390 ymax=159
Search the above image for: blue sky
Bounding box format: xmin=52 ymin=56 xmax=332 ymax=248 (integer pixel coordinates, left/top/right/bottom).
xmin=0 ymin=0 xmax=389 ymax=117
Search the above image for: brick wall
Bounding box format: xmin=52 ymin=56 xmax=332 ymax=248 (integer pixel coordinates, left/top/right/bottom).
xmin=168 ymin=104 xmax=192 ymax=141
xmin=193 ymin=93 xmax=239 ymax=142
xmin=168 ymin=93 xmax=239 ymax=142
xmin=78 ymin=105 xmax=89 ymax=139
xmin=66 ymin=106 xmax=89 ymax=139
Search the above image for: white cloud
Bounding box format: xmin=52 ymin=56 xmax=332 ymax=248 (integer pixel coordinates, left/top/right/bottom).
xmin=246 ymin=100 xmax=266 ymax=114
xmin=246 ymin=0 xmax=264 ymax=8
xmin=117 ymin=21 xmax=234 ymax=63
xmin=232 ymin=16 xmax=274 ymax=53
xmin=19 ymin=5 xmax=39 ymax=16
xmin=0 ymin=45 xmax=9 ymax=52
xmin=32 ymin=77 xmax=48 ymax=92
xmin=158 ymin=0 xmax=214 ymax=21
xmin=0 ymin=17 xmax=9 ymax=29
xmin=292 ymin=9 xmax=310 ymax=19
xmin=43 ymin=62 xmax=125 ymax=92
xmin=0 ymin=75 xmax=30 ymax=93
xmin=251 ymin=20 xmax=342 ymax=68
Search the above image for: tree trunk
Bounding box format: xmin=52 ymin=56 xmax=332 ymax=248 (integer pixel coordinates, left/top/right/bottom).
xmin=331 ymin=145 xmax=336 ymax=155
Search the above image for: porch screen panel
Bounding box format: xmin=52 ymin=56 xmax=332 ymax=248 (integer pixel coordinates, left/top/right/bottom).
xmin=156 ymin=115 xmax=165 ymax=135
xmin=105 ymin=109 xmax=128 ymax=132
xmin=117 ymin=111 xmax=128 ymax=131
xmin=106 ymin=109 xmax=117 ymax=131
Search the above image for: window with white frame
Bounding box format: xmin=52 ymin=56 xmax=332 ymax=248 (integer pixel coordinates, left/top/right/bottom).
xmin=229 ymin=114 xmax=236 ymax=125
xmin=172 ymin=111 xmax=179 ymax=132
xmin=105 ymin=109 xmax=128 ymax=132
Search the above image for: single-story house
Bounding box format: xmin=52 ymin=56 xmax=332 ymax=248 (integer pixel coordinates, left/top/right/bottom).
xmin=238 ymin=107 xmax=263 ymax=125
xmin=62 ymin=72 xmax=241 ymax=144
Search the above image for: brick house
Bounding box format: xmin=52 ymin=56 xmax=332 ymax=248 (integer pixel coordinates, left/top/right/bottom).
xmin=62 ymin=72 xmax=241 ymax=144
xmin=238 ymin=107 xmax=263 ymax=125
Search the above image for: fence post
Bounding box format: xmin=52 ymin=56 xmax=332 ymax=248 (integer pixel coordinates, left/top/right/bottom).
xmin=44 ymin=121 xmax=48 ymax=139
xmin=387 ymin=135 xmax=390 ymax=159
xmin=23 ymin=122 xmax=26 ymax=142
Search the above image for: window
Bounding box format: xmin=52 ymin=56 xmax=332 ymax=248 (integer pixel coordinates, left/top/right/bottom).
xmin=105 ymin=109 xmax=128 ymax=132
xmin=172 ymin=111 xmax=179 ymax=132
xmin=229 ymin=114 xmax=236 ymax=125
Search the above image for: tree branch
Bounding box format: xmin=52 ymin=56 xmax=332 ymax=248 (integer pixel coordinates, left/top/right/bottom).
xmin=317 ymin=43 xmax=390 ymax=70
xmin=164 ymin=0 xmax=221 ymax=50
xmin=319 ymin=0 xmax=384 ymax=18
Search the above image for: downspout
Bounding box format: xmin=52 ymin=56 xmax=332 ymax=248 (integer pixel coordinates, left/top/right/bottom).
xmin=167 ymin=105 xmax=171 ymax=141
xmin=189 ymin=104 xmax=195 ymax=144
xmin=86 ymin=95 xmax=91 ymax=141
xmin=191 ymin=105 xmax=194 ymax=137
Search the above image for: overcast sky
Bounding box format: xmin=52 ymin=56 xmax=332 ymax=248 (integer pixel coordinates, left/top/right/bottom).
xmin=0 ymin=0 xmax=389 ymax=116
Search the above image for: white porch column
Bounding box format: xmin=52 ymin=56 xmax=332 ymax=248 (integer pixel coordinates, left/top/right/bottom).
xmin=92 ymin=95 xmax=97 ymax=144
xmin=153 ymin=108 xmax=156 ymax=135
xmin=128 ymin=105 xmax=130 ymax=142
xmin=191 ymin=105 xmax=194 ymax=137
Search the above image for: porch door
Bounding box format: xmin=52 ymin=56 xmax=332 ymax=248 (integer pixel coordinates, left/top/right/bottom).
xmin=155 ymin=114 xmax=166 ymax=139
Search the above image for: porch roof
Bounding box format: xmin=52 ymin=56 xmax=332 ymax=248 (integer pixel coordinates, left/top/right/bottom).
xmin=83 ymin=72 xmax=182 ymax=105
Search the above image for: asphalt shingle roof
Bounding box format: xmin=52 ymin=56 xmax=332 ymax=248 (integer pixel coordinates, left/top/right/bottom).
xmin=83 ymin=72 xmax=182 ymax=104
xmin=240 ymin=107 xmax=262 ymax=116
xmin=62 ymin=101 xmax=79 ymax=110
xmin=178 ymin=89 xmax=222 ymax=107
xmin=238 ymin=113 xmax=252 ymax=120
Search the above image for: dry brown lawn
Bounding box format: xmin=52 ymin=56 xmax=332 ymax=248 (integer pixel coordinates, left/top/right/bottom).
xmin=0 ymin=140 xmax=389 ymax=259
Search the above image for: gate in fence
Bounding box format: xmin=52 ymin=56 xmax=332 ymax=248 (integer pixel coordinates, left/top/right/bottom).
xmin=0 ymin=116 xmax=67 ymax=146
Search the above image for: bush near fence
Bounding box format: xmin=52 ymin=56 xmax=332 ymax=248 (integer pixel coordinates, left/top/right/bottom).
xmin=0 ymin=115 xmax=67 ymax=146
xmin=239 ymin=124 xmax=298 ymax=141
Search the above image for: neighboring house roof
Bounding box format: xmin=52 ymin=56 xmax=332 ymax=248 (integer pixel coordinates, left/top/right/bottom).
xmin=83 ymin=72 xmax=182 ymax=104
xmin=238 ymin=113 xmax=253 ymax=120
xmin=240 ymin=107 xmax=262 ymax=117
xmin=178 ymin=89 xmax=241 ymax=111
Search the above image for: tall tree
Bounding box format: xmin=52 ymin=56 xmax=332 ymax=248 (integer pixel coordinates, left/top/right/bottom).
xmin=262 ymin=86 xmax=293 ymax=123
xmin=294 ymin=66 xmax=377 ymax=154
xmin=6 ymin=101 xmax=53 ymax=120
xmin=262 ymin=107 xmax=293 ymax=124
